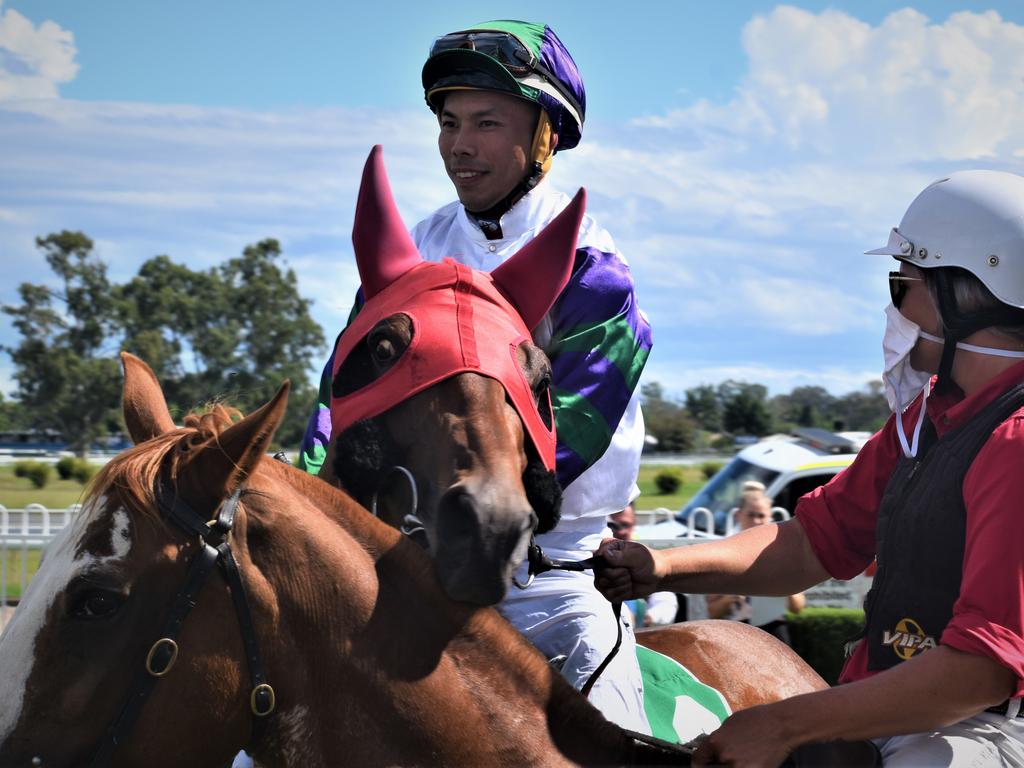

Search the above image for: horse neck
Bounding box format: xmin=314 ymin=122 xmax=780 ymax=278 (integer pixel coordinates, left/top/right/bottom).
xmin=245 ymin=465 xmax=635 ymax=766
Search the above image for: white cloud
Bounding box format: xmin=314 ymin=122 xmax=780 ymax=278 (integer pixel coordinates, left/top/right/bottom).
xmin=0 ymin=1 xmax=78 ymax=100
xmin=635 ymin=6 xmax=1024 ymax=164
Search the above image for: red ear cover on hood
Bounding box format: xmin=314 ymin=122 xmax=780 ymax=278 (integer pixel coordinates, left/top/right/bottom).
xmin=351 ymin=145 xmax=423 ymax=300
xmin=490 ymin=188 xmax=586 ymax=330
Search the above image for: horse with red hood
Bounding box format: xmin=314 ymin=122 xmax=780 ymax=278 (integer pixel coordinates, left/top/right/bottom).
xmin=318 ymin=145 xmax=582 ymax=605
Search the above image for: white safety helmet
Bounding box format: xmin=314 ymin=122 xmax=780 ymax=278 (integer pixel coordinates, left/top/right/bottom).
xmin=867 ymin=170 xmax=1024 ymax=308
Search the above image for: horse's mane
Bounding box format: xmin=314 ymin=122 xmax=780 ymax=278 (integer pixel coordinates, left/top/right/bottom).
xmin=87 ymin=404 xmax=242 ymax=522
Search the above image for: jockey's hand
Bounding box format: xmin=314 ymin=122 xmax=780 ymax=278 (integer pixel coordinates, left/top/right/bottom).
xmin=592 ymin=538 xmax=661 ymax=601
xmin=692 ymin=705 xmax=794 ymax=768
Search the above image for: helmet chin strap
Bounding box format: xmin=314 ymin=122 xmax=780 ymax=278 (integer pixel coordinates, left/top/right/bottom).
xmin=466 ymin=113 xmax=557 ymax=240
xmin=933 ymin=270 xmax=1024 ymax=394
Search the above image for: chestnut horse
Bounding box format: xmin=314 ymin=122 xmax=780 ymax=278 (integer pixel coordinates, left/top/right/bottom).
xmin=0 ymin=354 xmax=688 ymax=767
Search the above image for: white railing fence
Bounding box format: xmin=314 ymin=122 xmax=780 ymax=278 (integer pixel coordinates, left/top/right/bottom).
xmin=2 ymin=502 xmax=862 ymax=632
xmin=1 ymin=504 xmax=79 ymax=626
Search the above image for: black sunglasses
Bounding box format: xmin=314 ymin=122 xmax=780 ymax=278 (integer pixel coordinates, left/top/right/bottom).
xmin=888 ymin=271 xmax=922 ymax=309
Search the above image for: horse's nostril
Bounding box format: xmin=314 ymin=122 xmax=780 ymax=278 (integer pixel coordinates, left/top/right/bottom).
xmin=525 ymin=511 xmax=539 ymax=534
xmin=437 ymin=489 xmax=480 ymax=541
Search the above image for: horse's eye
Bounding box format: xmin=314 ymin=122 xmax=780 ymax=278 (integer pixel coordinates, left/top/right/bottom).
xmin=68 ymin=589 xmax=123 ymax=620
xmin=371 ymin=336 xmax=396 ymax=363
xmin=534 ymin=373 xmax=552 ymax=397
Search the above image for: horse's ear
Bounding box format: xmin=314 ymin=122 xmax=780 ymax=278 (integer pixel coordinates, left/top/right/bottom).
xmin=490 ymin=188 xmax=586 ymax=330
xmin=352 ymin=145 xmax=423 ymax=300
xmin=121 ymin=352 xmax=177 ymax=444
xmin=210 ymin=381 xmax=291 ymax=490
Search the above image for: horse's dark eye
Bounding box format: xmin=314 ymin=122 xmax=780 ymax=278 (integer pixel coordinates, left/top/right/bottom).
xmin=68 ymin=589 xmax=123 ymax=620
xmin=534 ymin=373 xmax=552 ymax=398
xmin=371 ymin=337 xmax=396 ymax=363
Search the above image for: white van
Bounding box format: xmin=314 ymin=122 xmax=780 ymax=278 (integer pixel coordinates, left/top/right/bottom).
xmin=636 ymin=428 xmax=870 ymax=539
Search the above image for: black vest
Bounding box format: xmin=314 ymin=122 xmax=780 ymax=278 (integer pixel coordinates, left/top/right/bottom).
xmin=864 ymin=382 xmax=1024 ymax=670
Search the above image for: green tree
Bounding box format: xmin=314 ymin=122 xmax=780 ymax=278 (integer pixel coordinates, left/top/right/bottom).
xmin=5 ymin=232 xmax=327 ymax=455
xmin=719 ymin=380 xmax=773 ymax=437
xmin=114 ymin=239 xmax=324 ymax=446
xmin=833 ymin=381 xmax=890 ymax=432
xmin=685 ymin=384 xmax=722 ymax=431
xmin=641 ymin=382 xmax=696 ymax=452
xmin=770 ymin=385 xmax=836 ymax=430
xmin=2 ymin=232 xmax=122 ymax=455
xmin=0 ymin=392 xmax=29 ymax=432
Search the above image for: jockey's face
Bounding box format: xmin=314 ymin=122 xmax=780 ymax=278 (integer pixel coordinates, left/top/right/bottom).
xmin=438 ymin=90 xmax=537 ymax=213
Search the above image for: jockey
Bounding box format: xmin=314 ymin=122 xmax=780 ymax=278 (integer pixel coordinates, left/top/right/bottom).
xmin=596 ymin=171 xmax=1024 ymax=766
xmin=298 ymin=21 xmax=653 ymax=733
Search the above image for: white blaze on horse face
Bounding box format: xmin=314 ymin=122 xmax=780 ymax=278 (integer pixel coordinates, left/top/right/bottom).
xmin=0 ymin=498 xmax=132 ymax=743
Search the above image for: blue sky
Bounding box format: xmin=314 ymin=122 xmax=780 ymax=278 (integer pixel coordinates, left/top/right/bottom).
xmin=2 ymin=1 xmax=1024 ymax=403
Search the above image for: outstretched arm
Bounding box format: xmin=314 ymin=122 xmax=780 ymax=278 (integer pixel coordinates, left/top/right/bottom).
xmin=594 ymin=518 xmax=829 ymax=600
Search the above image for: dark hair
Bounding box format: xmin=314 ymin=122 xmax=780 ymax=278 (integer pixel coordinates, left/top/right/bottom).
xmin=923 ymin=267 xmax=1024 ymax=346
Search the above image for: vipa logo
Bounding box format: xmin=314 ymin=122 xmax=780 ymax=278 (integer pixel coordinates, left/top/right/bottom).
xmin=882 ymin=617 xmax=937 ymax=660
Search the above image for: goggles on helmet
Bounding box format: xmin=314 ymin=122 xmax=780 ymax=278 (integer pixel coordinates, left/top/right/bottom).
xmin=426 ymin=26 xmax=584 ymax=135
xmin=430 ymin=30 xmax=538 ymax=77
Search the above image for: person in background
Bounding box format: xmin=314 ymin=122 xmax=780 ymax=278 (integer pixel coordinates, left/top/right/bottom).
xmin=706 ymin=482 xmax=804 ymax=643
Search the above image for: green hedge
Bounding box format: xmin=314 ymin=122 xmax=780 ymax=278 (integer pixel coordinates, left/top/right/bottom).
xmin=653 ymin=469 xmax=682 ymax=494
xmin=55 ymin=456 xmax=97 ymax=484
xmin=787 ymin=607 xmax=865 ymax=684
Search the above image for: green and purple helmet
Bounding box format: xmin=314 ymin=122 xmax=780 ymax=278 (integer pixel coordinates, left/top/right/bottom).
xmin=422 ymin=20 xmax=586 ymax=151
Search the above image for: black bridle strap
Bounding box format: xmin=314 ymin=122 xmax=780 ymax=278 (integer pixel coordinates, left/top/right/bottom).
xmin=89 ymin=487 xmax=275 ymax=767
xmin=90 ymin=539 xmax=221 ymax=767
xmin=216 ymin=541 xmax=275 ymax=719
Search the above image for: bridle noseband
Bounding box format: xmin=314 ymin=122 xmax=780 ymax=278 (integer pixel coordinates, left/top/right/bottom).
xmin=88 ymin=484 xmax=275 ymax=767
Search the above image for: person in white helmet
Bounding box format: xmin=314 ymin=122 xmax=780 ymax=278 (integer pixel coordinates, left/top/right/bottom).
xmin=595 ymin=171 xmax=1024 ymax=766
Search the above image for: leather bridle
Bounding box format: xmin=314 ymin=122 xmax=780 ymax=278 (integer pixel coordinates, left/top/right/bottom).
xmin=88 ymin=484 xmax=275 ymax=767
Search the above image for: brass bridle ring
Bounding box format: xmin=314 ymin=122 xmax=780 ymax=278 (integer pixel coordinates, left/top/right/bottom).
xmin=251 ymin=683 xmax=276 ymax=716
xmin=145 ymin=638 xmax=179 ymax=677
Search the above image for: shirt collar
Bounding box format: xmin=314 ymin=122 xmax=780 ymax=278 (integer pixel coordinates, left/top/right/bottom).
xmin=926 ymin=359 xmax=1024 ymax=436
xmin=456 ymin=176 xmax=553 ymax=244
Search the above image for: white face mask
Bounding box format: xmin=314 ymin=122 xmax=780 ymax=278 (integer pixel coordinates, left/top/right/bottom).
xmin=882 ymin=303 xmax=941 ymax=457
xmin=882 ymin=302 xmax=941 ymax=412
xmin=882 ymin=301 xmax=1024 ymax=457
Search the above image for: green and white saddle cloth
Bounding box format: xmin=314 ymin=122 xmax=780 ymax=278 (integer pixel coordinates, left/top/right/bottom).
xmin=636 ymin=645 xmax=731 ymax=743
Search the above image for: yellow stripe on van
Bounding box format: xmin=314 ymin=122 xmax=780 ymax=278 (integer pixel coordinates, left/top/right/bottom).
xmin=794 ymin=457 xmax=857 ymax=472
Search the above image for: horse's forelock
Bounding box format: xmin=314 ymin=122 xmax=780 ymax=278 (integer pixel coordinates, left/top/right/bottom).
xmin=88 ymin=404 xmax=242 ymax=522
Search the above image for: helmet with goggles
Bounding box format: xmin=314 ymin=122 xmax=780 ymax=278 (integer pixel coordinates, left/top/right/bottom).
xmin=422 ymin=20 xmax=586 ymax=156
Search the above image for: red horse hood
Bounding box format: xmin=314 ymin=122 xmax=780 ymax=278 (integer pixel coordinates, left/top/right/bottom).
xmin=330 ymin=258 xmax=557 ymax=468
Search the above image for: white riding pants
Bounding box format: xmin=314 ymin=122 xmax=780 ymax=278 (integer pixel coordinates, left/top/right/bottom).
xmin=873 ymin=711 xmax=1024 ymax=767
xmin=499 ymin=567 xmax=651 ymax=735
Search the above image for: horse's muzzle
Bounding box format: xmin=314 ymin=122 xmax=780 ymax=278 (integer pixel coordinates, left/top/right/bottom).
xmin=432 ymin=486 xmax=535 ymax=606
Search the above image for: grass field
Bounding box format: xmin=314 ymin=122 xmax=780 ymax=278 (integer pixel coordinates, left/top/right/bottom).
xmin=635 ymin=463 xmax=714 ymax=513
xmin=0 ymin=465 xmax=95 ymax=509
xmin=1 ymin=464 xmax=94 ymax=600
xmin=2 ymin=548 xmax=41 ymax=600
